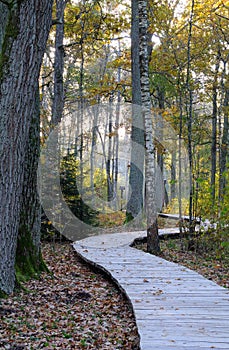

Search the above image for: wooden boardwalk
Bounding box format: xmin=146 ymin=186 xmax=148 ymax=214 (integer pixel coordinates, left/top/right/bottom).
xmin=73 ymin=230 xmax=229 ymax=350
xmin=158 ymin=212 xmax=201 ymax=224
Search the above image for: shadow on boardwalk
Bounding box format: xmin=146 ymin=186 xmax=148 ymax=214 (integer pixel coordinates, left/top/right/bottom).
xmin=73 ymin=230 xmax=229 ymax=350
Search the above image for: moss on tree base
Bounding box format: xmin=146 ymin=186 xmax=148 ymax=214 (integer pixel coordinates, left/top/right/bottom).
xmin=15 ymin=227 xmax=49 ymax=285
xmin=0 ymin=290 xmax=7 ymax=298
xmin=125 ymin=211 xmax=134 ymax=224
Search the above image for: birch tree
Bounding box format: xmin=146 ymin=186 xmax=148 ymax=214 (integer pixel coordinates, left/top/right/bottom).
xmin=139 ymin=0 xmax=160 ymax=253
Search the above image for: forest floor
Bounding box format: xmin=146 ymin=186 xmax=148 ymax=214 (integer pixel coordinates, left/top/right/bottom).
xmin=161 ymin=236 xmax=229 ymax=289
xmin=1 ymin=225 xmax=228 ymax=350
xmin=0 ymin=243 xmax=139 ymax=350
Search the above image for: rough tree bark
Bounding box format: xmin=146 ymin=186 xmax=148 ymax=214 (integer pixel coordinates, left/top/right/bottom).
xmin=0 ymin=0 xmax=53 ymax=295
xmin=0 ymin=3 xmax=8 ymax=50
xmin=107 ymin=95 xmax=114 ymax=202
xmin=139 ymin=0 xmax=160 ymax=253
xmin=220 ymin=87 xmax=229 ymax=198
xmin=51 ymin=0 xmax=67 ymax=125
xmin=17 ymin=89 xmax=47 ymax=280
xmin=171 ymin=149 xmax=176 ymax=201
xmin=186 ymin=0 xmax=195 ymax=232
xmin=126 ymin=0 xmax=144 ymax=223
xmin=178 ymin=74 xmax=184 ymax=234
xmin=211 ymin=50 xmax=220 ymax=202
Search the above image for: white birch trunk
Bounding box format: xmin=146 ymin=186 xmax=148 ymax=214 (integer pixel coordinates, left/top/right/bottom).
xmin=139 ymin=0 xmax=159 ymax=253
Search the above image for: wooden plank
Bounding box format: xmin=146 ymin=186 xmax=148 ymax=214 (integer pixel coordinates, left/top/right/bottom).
xmin=73 ymin=231 xmax=229 ymax=350
xmin=140 ymin=340 xmax=229 ymax=350
xmin=158 ymin=212 xmax=201 ymax=224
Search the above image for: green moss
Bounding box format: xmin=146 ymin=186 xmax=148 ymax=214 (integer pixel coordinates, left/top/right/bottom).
xmin=125 ymin=211 xmax=134 ymax=224
xmin=0 ymin=290 xmax=7 ymax=299
xmin=15 ymin=225 xmax=49 ymax=286
xmin=0 ymin=2 xmax=21 ymax=82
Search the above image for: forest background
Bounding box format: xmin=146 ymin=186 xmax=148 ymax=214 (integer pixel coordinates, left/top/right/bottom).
xmin=0 ymin=0 xmax=228 ymax=296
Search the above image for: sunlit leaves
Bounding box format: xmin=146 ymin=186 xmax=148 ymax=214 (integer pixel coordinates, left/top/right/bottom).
xmin=63 ymin=0 xmax=131 ymax=103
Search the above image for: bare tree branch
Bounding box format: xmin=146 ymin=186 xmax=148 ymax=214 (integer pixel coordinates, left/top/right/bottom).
xmin=52 ymin=18 xmax=63 ymax=26
xmin=216 ymin=13 xmax=229 ymax=21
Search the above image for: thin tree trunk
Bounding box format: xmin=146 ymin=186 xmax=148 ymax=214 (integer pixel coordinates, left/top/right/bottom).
xmin=51 ymin=0 xmax=66 ymax=125
xmin=107 ymin=95 xmax=114 ymax=202
xmin=186 ymin=0 xmax=195 ymax=232
xmin=157 ymin=88 xmax=165 ymax=179
xmin=220 ymin=87 xmax=229 ymax=199
xmin=95 ymin=126 xmax=113 ymax=201
xmin=218 ymin=59 xmax=228 ymax=205
xmin=90 ymin=104 xmax=99 ymax=190
xmin=78 ymin=35 xmax=85 ymax=221
xmin=171 ymin=149 xmax=176 ymax=201
xmin=90 ymin=49 xmax=110 ymax=195
xmin=211 ymin=51 xmax=220 ymax=202
xmin=114 ymin=91 xmax=121 ymax=209
xmin=178 ymin=84 xmax=183 ymax=235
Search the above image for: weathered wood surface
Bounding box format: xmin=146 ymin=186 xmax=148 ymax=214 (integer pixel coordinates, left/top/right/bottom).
xmin=73 ymin=231 xmax=229 ymax=350
xmin=158 ymin=212 xmax=201 ymax=223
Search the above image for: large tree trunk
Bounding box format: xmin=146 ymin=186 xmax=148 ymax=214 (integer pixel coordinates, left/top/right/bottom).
xmin=126 ymin=0 xmax=144 ymax=223
xmin=17 ymin=88 xmax=48 ymax=280
xmin=0 ymin=0 xmax=53 ymax=295
xmin=0 ymin=3 xmax=8 ymax=50
xmin=139 ymin=0 xmax=160 ymax=254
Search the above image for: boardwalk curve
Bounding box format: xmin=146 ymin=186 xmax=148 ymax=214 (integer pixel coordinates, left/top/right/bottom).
xmin=73 ymin=230 xmax=229 ymax=349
